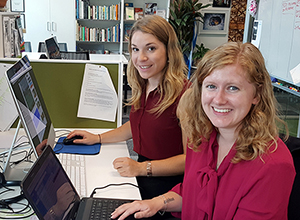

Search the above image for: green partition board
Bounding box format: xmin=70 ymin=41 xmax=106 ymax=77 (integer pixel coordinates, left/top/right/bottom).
xmin=1 ymin=60 xmax=120 ymax=129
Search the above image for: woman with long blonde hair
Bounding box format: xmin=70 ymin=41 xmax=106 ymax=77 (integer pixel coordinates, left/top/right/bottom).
xmin=68 ymin=15 xmax=189 ymax=213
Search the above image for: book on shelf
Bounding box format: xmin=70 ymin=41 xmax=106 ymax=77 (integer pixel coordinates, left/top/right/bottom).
xmin=145 ymin=3 xmax=157 ymax=17
xmin=124 ymin=23 xmax=133 ymax=42
xmin=134 ymin=8 xmax=143 ymax=20
xmin=125 ymin=2 xmax=134 ymax=20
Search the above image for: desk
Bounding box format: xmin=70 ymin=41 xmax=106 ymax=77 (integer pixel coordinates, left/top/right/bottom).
xmin=20 ymin=52 xmax=128 ymax=64
xmin=0 ymin=128 xmax=141 ymax=218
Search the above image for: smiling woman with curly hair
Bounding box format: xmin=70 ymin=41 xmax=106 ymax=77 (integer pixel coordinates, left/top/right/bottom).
xmin=112 ymin=42 xmax=296 ymax=220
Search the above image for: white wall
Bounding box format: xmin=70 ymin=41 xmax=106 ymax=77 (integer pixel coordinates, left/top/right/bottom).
xmin=197 ymin=0 xmax=231 ymax=50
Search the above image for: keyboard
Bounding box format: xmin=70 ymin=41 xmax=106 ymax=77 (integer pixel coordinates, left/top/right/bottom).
xmin=90 ymin=199 xmax=131 ymax=220
xmin=57 ymin=153 xmax=87 ymax=197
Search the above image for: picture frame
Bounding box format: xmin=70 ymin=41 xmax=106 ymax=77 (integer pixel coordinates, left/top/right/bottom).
xmin=10 ymin=0 xmax=24 ymax=12
xmin=213 ymin=0 xmax=231 ymax=8
xmin=20 ymin=13 xmax=25 ymax=29
xmin=199 ymin=9 xmax=230 ymax=35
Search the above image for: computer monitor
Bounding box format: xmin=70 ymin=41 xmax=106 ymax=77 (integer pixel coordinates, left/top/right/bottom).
xmin=45 ymin=36 xmax=61 ymax=59
xmin=4 ymin=55 xmax=55 ymax=181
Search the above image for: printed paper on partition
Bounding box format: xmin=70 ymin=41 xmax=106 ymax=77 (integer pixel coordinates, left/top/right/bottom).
xmin=0 ymin=63 xmax=18 ymax=131
xmin=77 ymin=64 xmax=118 ymax=122
xmin=290 ymin=63 xmax=300 ymax=85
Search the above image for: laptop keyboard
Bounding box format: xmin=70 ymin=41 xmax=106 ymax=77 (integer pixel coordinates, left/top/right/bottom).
xmin=90 ymin=199 xmax=130 ymax=220
xmin=57 ymin=153 xmax=87 ymax=197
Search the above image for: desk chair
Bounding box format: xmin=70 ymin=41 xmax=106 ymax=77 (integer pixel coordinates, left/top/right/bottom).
xmin=24 ymin=42 xmax=32 ymax=52
xmin=280 ymin=134 xmax=300 ymax=220
xmin=38 ymin=42 xmax=46 ymax=52
xmin=123 ymin=64 xmax=131 ymax=114
xmin=58 ymin=43 xmax=68 ymax=52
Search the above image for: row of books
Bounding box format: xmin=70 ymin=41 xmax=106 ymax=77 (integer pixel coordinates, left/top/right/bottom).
xmin=76 ymin=0 xmax=121 ymax=20
xmin=76 ymin=23 xmax=121 ymax=43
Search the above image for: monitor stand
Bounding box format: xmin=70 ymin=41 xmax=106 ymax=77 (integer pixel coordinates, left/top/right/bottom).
xmin=3 ymin=119 xmax=37 ymax=182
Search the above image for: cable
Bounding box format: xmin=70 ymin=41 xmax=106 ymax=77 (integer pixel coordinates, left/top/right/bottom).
xmin=0 ymin=188 xmax=14 ymax=197
xmin=55 ymin=129 xmax=72 ymax=139
xmin=0 ymin=201 xmax=34 ymax=219
xmin=52 ymin=129 xmax=72 ymax=153
xmin=0 ymin=184 xmax=33 ymax=219
xmin=90 ymin=183 xmax=140 ymax=198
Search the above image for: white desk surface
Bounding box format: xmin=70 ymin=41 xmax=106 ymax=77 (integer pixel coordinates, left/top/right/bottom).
xmin=0 ymin=53 xmax=128 ymax=64
xmin=0 ymin=128 xmax=141 ymax=201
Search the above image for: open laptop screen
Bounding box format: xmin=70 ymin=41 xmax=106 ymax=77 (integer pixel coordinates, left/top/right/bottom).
xmin=22 ymin=145 xmax=80 ymax=220
xmin=6 ymin=56 xmax=55 ymax=152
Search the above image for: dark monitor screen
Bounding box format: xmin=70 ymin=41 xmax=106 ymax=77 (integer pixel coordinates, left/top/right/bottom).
xmin=45 ymin=36 xmax=61 ymax=59
xmin=5 ymin=56 xmax=55 ymax=153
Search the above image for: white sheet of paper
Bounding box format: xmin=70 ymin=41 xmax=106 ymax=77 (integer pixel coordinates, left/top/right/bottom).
xmin=77 ymin=64 xmax=118 ymax=122
xmin=251 ymin=20 xmax=262 ymax=48
xmin=290 ymin=63 xmax=300 ymax=85
xmin=0 ymin=63 xmax=18 ymax=131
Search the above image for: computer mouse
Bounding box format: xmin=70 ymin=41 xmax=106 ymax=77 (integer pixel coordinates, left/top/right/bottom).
xmin=63 ymin=135 xmax=83 ymax=145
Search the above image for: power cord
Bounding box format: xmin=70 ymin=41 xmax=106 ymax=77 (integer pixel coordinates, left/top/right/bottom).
xmin=55 ymin=129 xmax=72 ymax=139
xmin=0 ymin=201 xmax=34 ymax=219
xmin=0 ymin=184 xmax=33 ymax=219
xmin=90 ymin=183 xmax=141 ymax=198
xmin=53 ymin=129 xmax=72 ymax=153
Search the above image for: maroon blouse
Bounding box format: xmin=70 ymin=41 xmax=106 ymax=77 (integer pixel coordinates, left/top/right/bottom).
xmin=171 ymin=129 xmax=296 ymax=219
xmin=130 ymin=83 xmax=188 ymax=160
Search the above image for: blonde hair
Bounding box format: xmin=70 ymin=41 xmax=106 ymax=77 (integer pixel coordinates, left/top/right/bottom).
xmin=127 ymin=15 xmax=187 ymax=115
xmin=178 ymin=42 xmax=288 ymax=163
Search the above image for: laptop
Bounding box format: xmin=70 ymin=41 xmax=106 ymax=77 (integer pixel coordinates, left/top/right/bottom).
xmin=21 ymin=145 xmax=149 ymax=220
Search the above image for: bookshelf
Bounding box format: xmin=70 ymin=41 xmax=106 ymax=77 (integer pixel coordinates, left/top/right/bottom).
xmin=0 ymin=12 xmax=21 ymax=58
xmin=75 ymin=0 xmax=170 ymax=55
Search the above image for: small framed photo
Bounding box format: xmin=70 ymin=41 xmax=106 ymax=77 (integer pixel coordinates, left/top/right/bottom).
xmin=20 ymin=13 xmax=25 ymax=29
xmin=10 ymin=0 xmax=24 ymax=12
xmin=199 ymin=9 xmax=230 ymax=35
xmin=213 ymin=0 xmax=231 ymax=8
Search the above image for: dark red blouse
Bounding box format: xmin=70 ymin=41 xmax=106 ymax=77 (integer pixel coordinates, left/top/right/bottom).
xmin=171 ymin=129 xmax=296 ymax=219
xmin=130 ymin=83 xmax=188 ymax=160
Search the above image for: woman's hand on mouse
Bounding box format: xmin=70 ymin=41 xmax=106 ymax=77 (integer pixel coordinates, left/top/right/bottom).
xmin=67 ymin=130 xmax=100 ymax=145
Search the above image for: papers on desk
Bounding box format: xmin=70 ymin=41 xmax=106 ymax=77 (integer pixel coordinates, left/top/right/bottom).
xmin=0 ymin=63 xmax=18 ymax=131
xmin=77 ymin=64 xmax=118 ymax=122
xmin=290 ymin=63 xmax=300 ymax=85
